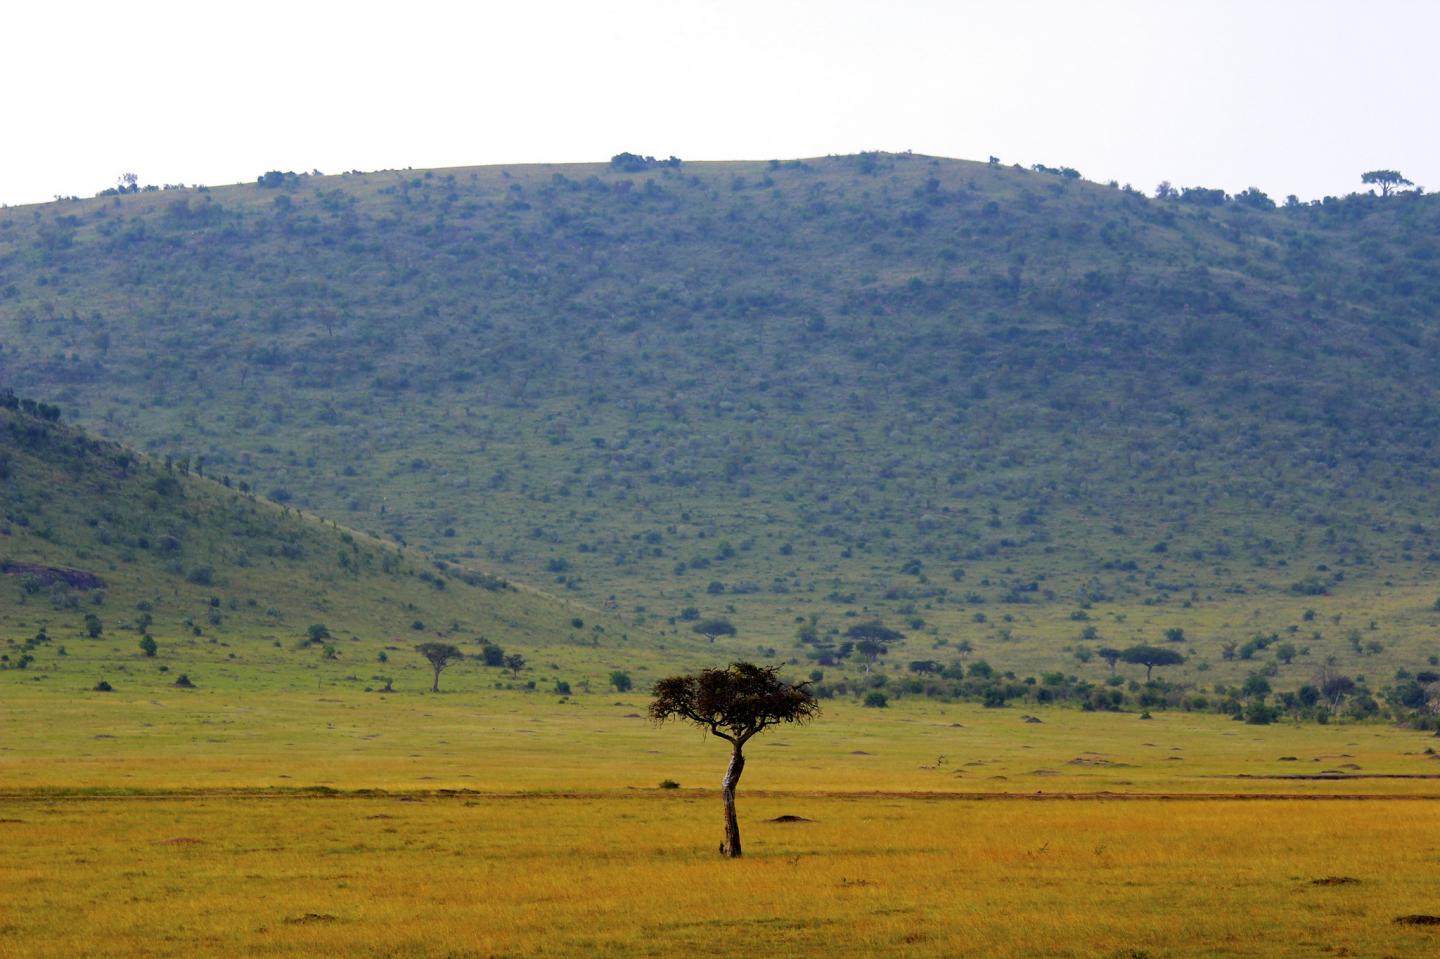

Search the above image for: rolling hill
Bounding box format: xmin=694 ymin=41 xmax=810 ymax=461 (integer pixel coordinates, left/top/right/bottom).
xmin=0 ymin=392 xmax=690 ymax=695
xmin=4 ymin=152 xmax=1440 ymax=697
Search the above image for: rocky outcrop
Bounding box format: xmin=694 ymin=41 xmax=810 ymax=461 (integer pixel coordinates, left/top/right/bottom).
xmin=0 ymin=562 xmax=106 ymax=590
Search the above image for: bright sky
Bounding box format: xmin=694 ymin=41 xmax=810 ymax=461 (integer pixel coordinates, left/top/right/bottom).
xmin=3 ymin=0 xmax=1436 ymax=207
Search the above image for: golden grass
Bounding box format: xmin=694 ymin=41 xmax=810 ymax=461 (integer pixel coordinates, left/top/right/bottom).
xmin=7 ymin=689 xmax=1440 ymax=956
xmin=4 ymin=794 xmax=1440 ymax=957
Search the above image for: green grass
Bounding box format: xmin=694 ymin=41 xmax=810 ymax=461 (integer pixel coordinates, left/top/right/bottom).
xmin=5 ymin=683 xmax=1440 ymax=795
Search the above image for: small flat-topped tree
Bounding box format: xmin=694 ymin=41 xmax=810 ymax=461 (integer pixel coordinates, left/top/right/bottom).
xmin=650 ymin=662 xmax=818 ymax=858
xmin=692 ymin=618 xmax=737 ymax=643
xmin=1119 ymin=644 xmax=1184 ymax=681
xmin=415 ymin=642 xmax=463 ymax=692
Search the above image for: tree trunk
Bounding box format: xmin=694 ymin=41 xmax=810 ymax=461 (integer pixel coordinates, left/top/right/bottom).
xmin=720 ymin=744 xmax=745 ymax=858
xmin=432 ymin=667 xmax=440 ymax=693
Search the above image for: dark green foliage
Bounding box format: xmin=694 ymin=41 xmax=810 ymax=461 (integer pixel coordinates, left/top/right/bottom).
xmin=1119 ymin=645 xmax=1185 ymax=680
xmin=139 ymin=635 xmax=158 ymax=657
xmin=1241 ymin=673 xmax=1272 ymax=698
xmin=609 ymin=670 xmax=633 ymax=692
xmin=610 ymin=153 xmax=682 ymax=173
xmin=692 ymin=618 xmax=737 ymax=642
xmin=847 ymin=622 xmax=903 ymax=644
xmin=1244 ymin=702 xmax=1279 ymax=725
xmin=1360 ymin=169 xmax=1413 ymax=196
xmin=649 ymin=662 xmax=818 ymax=741
xmin=257 ymin=170 xmax=299 ymax=189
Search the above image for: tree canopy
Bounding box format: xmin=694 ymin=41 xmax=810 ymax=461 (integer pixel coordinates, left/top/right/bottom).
xmin=415 ymin=642 xmax=463 ymax=692
xmin=692 ymin=618 xmax=737 ymax=642
xmin=846 ymin=621 xmax=903 ymax=644
xmin=650 ymin=661 xmax=819 ymax=745
xmin=1361 ymin=169 xmax=1414 ymax=196
xmin=1119 ymin=644 xmax=1185 ymax=679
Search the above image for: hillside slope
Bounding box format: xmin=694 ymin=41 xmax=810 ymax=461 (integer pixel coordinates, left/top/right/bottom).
xmin=3 ymin=153 xmax=1440 ymax=685
xmin=0 ymin=394 xmax=683 ymax=694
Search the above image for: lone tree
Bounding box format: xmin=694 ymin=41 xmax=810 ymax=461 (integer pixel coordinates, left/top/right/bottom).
xmin=415 ymin=642 xmax=463 ymax=692
xmin=692 ymin=618 xmax=737 ymax=643
xmin=650 ymin=662 xmax=819 ymax=858
xmin=1361 ymin=169 xmax=1413 ymax=196
xmin=847 ymin=621 xmax=901 ymax=672
xmin=1119 ymin=644 xmax=1185 ymax=680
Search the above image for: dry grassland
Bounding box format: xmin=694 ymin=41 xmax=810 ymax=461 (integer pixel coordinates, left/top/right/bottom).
xmin=4 ymin=690 xmax=1440 ymax=956
xmin=3 ymin=794 xmax=1440 ymax=958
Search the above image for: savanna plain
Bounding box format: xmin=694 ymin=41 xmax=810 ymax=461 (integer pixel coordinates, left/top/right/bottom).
xmin=8 ymin=152 xmax=1440 ymax=956
xmin=4 ymin=685 xmax=1440 ymax=958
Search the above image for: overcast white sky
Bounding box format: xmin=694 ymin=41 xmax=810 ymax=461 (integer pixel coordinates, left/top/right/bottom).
xmin=3 ymin=0 xmax=1436 ymax=207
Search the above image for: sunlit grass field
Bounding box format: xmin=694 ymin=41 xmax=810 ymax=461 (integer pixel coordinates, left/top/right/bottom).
xmin=6 ymin=793 xmax=1440 ymax=958
xmin=5 ymin=686 xmax=1440 ymax=956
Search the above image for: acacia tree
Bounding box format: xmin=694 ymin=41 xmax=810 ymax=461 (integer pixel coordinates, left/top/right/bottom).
xmin=1361 ymin=169 xmax=1413 ymax=196
xmin=415 ymin=642 xmax=463 ymax=692
xmin=847 ymin=621 xmax=901 ymax=671
xmin=1119 ymin=644 xmax=1185 ymax=680
xmin=650 ymin=662 xmax=819 ymax=858
xmin=692 ymin=618 xmax=737 ymax=643
xmin=846 ymin=621 xmax=903 ymax=645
